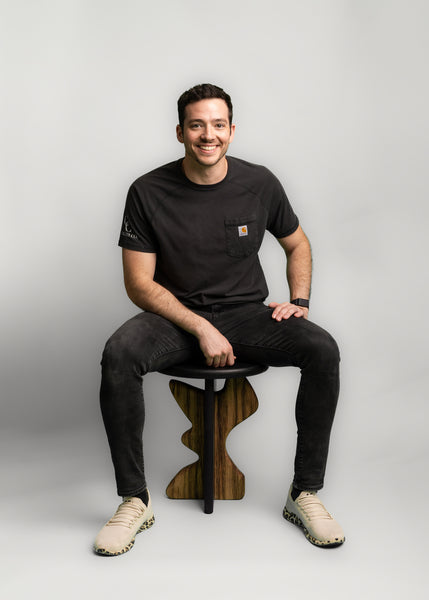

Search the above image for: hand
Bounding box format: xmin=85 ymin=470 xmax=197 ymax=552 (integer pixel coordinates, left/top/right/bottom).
xmin=269 ymin=301 xmax=309 ymax=321
xmin=197 ymin=322 xmax=236 ymax=367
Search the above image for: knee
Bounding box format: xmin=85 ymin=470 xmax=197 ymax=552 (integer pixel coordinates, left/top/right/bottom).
xmin=318 ymin=331 xmax=340 ymax=368
xmin=299 ymin=327 xmax=340 ymax=372
xmin=101 ymin=331 xmax=137 ymax=373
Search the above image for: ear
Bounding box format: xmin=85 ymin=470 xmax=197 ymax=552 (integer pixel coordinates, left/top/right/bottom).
xmin=229 ymin=123 xmax=236 ymax=143
xmin=176 ymin=125 xmax=184 ymax=143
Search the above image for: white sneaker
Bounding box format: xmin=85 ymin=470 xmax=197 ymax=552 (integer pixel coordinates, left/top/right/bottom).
xmin=283 ymin=486 xmax=345 ymax=547
xmin=94 ymin=492 xmax=155 ymax=556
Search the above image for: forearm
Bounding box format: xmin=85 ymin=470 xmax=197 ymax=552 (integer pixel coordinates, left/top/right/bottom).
xmin=126 ymin=277 xmax=234 ymax=366
xmin=125 ymin=275 xmax=208 ymax=338
xmin=286 ymin=239 xmax=312 ymax=300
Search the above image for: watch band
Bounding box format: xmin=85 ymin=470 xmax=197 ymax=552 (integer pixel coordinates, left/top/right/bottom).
xmin=290 ymin=298 xmax=310 ymax=308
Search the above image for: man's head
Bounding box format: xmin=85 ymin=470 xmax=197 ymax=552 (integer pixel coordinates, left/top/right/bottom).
xmin=177 ymin=83 xmax=233 ymax=130
xmin=176 ymin=84 xmax=235 ymax=182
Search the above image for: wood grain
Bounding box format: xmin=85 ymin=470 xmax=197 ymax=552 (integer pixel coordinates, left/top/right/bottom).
xmin=166 ymin=377 xmax=258 ymax=500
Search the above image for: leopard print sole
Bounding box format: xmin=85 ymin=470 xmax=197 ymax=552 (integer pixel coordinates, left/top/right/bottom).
xmin=283 ymin=508 xmax=344 ymax=548
xmin=94 ymin=514 xmax=155 ymax=557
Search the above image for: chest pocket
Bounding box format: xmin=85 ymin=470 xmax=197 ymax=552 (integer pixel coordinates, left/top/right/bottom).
xmin=224 ymin=214 xmax=259 ymax=258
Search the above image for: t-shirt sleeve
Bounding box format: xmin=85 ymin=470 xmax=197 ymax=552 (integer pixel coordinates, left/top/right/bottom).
xmin=118 ymin=183 xmax=159 ymax=252
xmin=265 ymin=172 xmax=299 ymax=238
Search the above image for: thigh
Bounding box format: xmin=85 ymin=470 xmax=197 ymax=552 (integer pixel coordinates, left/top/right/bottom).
xmin=218 ymin=303 xmax=339 ymax=369
xmin=103 ymin=311 xmax=200 ymax=373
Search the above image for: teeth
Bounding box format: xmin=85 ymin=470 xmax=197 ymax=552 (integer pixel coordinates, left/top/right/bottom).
xmin=200 ymin=146 xmax=216 ymax=150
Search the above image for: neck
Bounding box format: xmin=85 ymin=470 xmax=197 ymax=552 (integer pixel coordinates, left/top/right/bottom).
xmin=181 ymin=156 xmax=228 ymax=185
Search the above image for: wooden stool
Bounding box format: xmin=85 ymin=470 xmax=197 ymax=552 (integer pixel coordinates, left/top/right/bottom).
xmin=160 ymin=361 xmax=268 ymax=513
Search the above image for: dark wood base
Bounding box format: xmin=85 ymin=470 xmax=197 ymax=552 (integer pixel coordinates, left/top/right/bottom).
xmin=166 ymin=377 xmax=259 ymax=506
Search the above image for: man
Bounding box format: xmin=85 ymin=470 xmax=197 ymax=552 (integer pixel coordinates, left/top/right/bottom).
xmin=94 ymin=83 xmax=344 ymax=556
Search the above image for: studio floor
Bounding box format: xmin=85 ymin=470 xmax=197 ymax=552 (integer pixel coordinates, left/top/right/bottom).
xmin=1 ymin=424 xmax=427 ymax=600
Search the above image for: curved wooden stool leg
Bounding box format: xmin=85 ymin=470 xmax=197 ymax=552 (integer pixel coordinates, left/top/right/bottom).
xmin=166 ymin=377 xmax=259 ymax=506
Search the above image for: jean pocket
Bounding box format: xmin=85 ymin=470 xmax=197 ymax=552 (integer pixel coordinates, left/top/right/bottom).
xmin=224 ymin=214 xmax=259 ymax=258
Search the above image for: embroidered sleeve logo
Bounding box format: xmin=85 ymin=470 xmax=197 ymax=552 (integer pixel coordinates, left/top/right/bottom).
xmin=122 ymin=216 xmax=138 ymax=240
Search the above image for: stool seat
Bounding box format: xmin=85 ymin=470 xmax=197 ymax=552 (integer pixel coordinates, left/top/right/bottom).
xmin=160 ymin=360 xmax=268 ymax=379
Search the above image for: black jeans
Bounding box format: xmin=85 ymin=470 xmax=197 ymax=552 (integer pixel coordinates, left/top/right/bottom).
xmin=100 ymin=302 xmax=340 ymax=497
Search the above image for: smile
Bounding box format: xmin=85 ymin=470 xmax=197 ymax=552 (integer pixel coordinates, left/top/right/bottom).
xmin=198 ymin=145 xmax=218 ymax=151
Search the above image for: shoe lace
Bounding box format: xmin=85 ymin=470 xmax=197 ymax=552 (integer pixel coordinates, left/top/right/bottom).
xmin=107 ymin=499 xmax=144 ymax=529
xmin=296 ymin=492 xmax=333 ymax=522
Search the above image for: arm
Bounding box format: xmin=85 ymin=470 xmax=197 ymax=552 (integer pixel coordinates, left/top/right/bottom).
xmin=268 ymin=225 xmax=312 ymax=320
xmin=122 ymin=248 xmax=235 ymax=367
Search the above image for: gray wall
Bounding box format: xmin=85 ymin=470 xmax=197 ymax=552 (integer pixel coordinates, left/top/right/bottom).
xmin=1 ymin=0 xmax=428 ymax=502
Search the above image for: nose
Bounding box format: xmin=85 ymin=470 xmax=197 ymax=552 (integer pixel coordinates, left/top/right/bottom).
xmin=201 ymin=125 xmax=215 ymax=141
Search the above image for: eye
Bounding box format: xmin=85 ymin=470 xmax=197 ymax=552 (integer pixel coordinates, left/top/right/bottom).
xmin=215 ymin=123 xmax=226 ymax=128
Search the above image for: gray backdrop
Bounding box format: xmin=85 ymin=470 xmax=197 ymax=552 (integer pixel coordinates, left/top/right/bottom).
xmin=1 ymin=1 xmax=428 ymax=598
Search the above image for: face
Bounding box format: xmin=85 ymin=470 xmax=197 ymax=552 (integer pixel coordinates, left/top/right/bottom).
xmin=176 ymin=98 xmax=235 ymax=169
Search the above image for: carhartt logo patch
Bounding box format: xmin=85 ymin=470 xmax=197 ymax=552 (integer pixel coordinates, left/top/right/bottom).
xmin=238 ymin=225 xmax=248 ymax=237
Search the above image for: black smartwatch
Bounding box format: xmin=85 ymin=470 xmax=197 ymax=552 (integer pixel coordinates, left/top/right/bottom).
xmin=290 ymin=298 xmax=310 ymax=308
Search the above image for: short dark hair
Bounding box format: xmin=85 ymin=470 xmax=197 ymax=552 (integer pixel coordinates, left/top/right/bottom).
xmin=177 ymin=83 xmax=233 ymax=129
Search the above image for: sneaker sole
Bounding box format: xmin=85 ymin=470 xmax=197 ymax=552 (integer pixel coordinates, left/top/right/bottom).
xmin=94 ymin=514 xmax=155 ymax=557
xmin=283 ymin=508 xmax=344 ymax=548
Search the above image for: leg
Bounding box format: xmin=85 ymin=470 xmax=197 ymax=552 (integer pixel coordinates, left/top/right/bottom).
xmin=100 ymin=311 xmax=199 ymax=497
xmin=203 ymin=378 xmax=215 ymax=514
xmin=214 ymin=303 xmax=340 ymax=491
xmin=214 ymin=303 xmax=344 ymax=547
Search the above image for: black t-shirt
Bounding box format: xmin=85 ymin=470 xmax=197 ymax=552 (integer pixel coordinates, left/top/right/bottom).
xmin=118 ymin=156 xmax=299 ymax=308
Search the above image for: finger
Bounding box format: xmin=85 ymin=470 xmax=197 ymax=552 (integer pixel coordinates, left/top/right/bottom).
xmin=274 ymin=306 xmax=298 ymax=321
xmin=273 ymin=306 xmax=291 ymax=320
xmin=271 ymin=304 xmax=290 ymax=320
xmin=226 ymin=353 xmax=236 ymax=366
xmin=212 ymin=356 xmax=221 ymax=367
xmin=220 ymin=349 xmax=233 ymax=367
xmin=271 ymin=308 xmax=282 ymax=319
xmin=268 ymin=302 xmax=279 ymax=308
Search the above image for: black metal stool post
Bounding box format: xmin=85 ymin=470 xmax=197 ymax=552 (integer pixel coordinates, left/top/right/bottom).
xmin=203 ymin=378 xmax=215 ymax=513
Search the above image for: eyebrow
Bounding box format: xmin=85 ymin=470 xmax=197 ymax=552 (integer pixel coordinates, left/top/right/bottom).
xmin=188 ymin=118 xmax=228 ymax=123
